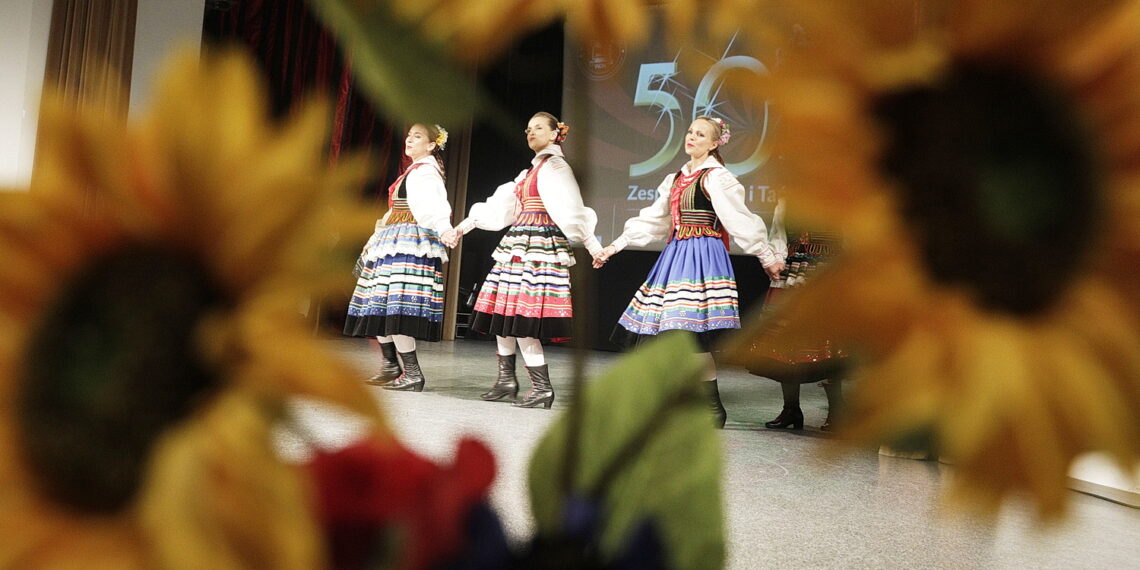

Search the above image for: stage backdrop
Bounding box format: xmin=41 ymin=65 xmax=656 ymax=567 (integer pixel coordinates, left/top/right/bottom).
xmin=563 ymin=9 xmax=780 ymax=252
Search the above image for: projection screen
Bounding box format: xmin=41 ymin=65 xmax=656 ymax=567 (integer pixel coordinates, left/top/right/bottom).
xmin=563 ymin=9 xmax=781 ymax=252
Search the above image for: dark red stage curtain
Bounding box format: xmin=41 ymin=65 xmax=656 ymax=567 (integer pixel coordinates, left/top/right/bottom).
xmin=202 ymin=0 xmax=400 ymax=200
xmin=203 ymin=0 xmax=405 ymax=331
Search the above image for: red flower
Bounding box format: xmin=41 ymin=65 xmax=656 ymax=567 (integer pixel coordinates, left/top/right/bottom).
xmin=308 ymin=436 xmax=496 ymax=570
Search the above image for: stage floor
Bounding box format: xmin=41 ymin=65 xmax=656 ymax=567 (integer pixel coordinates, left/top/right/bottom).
xmin=278 ymin=338 xmax=1140 ymax=569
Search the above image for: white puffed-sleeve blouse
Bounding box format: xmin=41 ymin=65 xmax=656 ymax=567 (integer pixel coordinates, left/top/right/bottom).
xmin=381 ymin=155 xmax=454 ymax=236
xmin=609 ymin=157 xmax=779 ymax=267
xmin=456 ymin=145 xmax=602 ymax=256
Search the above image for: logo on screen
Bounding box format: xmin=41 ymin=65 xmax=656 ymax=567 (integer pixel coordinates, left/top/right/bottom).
xmin=630 ymin=57 xmax=770 ymax=180
xmin=577 ymin=43 xmax=628 ymax=81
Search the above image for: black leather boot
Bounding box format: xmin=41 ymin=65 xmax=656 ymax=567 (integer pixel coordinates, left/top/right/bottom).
xmin=705 ymin=380 xmax=727 ymax=429
xmin=383 ymin=350 xmax=425 ymax=392
xmin=820 ymin=379 xmax=844 ymax=432
xmin=366 ymin=341 xmax=403 ymax=386
xmin=764 ymin=406 xmax=804 ymax=430
xmin=513 ymin=364 xmax=554 ymax=409
xmin=481 ymin=353 xmax=519 ymax=401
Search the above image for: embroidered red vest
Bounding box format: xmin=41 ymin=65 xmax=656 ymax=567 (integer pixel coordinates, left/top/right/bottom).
xmin=513 ymin=155 xmax=556 ymax=226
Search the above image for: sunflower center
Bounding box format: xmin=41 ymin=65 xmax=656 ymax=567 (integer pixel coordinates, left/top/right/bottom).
xmin=19 ymin=246 xmax=225 ymax=514
xmin=873 ymin=62 xmax=1102 ymax=315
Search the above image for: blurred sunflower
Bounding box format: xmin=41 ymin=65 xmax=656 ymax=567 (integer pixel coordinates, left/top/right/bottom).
xmin=728 ymin=0 xmax=1140 ymax=518
xmin=311 ymin=0 xmax=772 ymax=130
xmin=384 ymin=0 xmax=748 ymax=64
xmin=0 ymin=49 xmax=383 ymax=566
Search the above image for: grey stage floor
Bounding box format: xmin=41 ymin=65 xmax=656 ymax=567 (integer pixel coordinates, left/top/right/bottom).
xmin=277 ymin=338 xmax=1140 ymax=569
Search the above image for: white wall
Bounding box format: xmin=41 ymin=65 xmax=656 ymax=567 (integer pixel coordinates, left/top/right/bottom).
xmin=0 ymin=0 xmax=52 ymax=188
xmin=0 ymin=0 xmax=206 ymax=189
xmin=130 ymin=0 xmax=207 ymax=117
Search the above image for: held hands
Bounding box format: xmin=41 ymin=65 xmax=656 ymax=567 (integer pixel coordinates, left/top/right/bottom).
xmin=441 ymin=228 xmax=461 ymax=248
xmin=591 ymin=245 xmax=618 ymax=269
xmin=764 ymin=260 xmax=786 ymax=281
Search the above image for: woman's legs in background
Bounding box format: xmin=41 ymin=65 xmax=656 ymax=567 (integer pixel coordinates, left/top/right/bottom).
xmin=820 ymin=379 xmax=844 ymax=431
xmin=765 ymin=381 xmax=804 ymax=430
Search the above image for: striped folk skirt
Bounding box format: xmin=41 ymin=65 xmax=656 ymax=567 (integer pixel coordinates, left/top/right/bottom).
xmin=344 ymin=222 xmax=446 ymax=341
xmin=470 ymin=218 xmax=574 ymax=340
xmin=612 ymin=235 xmax=739 ymax=351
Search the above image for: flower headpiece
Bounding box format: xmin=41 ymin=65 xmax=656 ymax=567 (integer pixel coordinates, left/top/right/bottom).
xmin=433 ymin=125 xmax=448 ymax=150
xmin=709 ymin=117 xmax=731 ymax=146
xmin=555 ymin=122 xmax=570 ymax=143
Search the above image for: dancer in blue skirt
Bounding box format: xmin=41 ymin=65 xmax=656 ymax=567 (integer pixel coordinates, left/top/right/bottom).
xmin=594 ymin=116 xmax=785 ymax=427
xmin=344 ymin=123 xmax=453 ymax=392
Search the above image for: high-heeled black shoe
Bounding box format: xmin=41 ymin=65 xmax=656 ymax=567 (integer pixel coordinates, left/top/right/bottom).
xmin=764 ymin=406 xmax=804 ymax=430
xmin=383 ymin=350 xmax=425 ymax=392
xmin=513 ymin=364 xmax=554 ymax=409
xmin=481 ymin=353 xmax=519 ymax=401
xmin=366 ymin=341 xmax=402 ymax=386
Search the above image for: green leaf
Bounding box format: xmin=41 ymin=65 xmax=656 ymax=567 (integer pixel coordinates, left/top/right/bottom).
xmin=528 ymin=333 xmax=725 ymax=569
xmin=308 ymin=0 xmax=501 ymax=127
